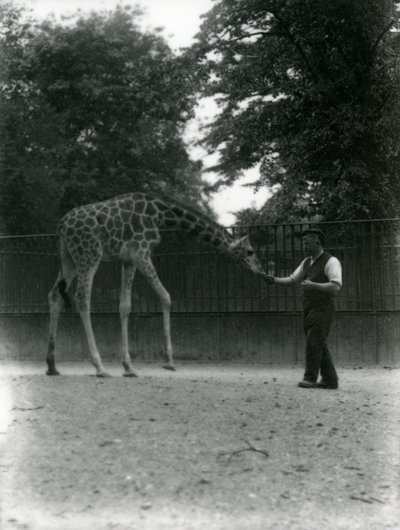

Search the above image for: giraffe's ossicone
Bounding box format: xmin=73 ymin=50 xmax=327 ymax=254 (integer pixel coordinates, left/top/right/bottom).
xmin=46 ymin=192 xmax=267 ymax=377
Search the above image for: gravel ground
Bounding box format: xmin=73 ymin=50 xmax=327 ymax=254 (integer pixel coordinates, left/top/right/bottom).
xmin=0 ymin=361 xmax=399 ymax=530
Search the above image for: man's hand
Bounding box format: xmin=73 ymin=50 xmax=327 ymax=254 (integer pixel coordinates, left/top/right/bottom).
xmin=301 ymin=280 xmax=316 ymax=290
xmin=263 ymin=275 xmax=275 ymax=285
xmin=301 ymin=280 xmax=341 ymax=295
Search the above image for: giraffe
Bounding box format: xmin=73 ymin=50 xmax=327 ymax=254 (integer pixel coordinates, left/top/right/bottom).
xmin=46 ymin=192 xmax=267 ymax=377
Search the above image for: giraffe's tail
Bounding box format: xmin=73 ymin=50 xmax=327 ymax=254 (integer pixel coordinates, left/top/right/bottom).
xmin=58 ymin=278 xmax=72 ymax=309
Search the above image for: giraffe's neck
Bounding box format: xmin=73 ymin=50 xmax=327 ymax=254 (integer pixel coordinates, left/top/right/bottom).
xmin=154 ymin=196 xmax=234 ymax=253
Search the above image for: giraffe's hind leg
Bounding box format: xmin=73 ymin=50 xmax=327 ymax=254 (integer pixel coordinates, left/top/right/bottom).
xmin=46 ymin=257 xmax=76 ymax=375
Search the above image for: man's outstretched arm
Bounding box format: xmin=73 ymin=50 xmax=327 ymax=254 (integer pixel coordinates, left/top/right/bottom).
xmin=264 ymin=276 xmax=295 ymax=286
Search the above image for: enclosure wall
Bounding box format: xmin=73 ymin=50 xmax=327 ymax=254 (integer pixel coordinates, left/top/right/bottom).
xmin=0 ymin=312 xmax=398 ymax=366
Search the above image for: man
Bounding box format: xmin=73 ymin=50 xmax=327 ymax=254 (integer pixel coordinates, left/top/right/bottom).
xmin=265 ymin=229 xmax=342 ymax=389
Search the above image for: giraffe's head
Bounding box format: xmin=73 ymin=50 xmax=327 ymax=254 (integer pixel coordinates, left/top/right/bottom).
xmin=229 ymin=235 xmax=266 ymax=276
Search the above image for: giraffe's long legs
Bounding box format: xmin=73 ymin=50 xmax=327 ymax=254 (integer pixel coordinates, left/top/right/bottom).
xmin=137 ymin=257 xmax=175 ymax=371
xmin=75 ymin=262 xmax=109 ymax=377
xmin=120 ymin=263 xmax=137 ymax=377
xmin=46 ymin=256 xmax=76 ymax=375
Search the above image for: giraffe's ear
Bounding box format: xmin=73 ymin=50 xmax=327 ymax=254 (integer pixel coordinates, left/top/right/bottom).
xmin=230 ymin=235 xmax=250 ymax=250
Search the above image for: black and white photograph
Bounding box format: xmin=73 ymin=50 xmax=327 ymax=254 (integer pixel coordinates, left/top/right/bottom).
xmin=0 ymin=0 xmax=399 ymax=528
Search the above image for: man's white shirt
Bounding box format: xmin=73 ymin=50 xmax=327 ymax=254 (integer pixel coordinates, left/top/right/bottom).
xmin=290 ymin=253 xmax=342 ymax=286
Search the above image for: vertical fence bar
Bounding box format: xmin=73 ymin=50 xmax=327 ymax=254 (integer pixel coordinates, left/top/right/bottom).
xmin=390 ymin=221 xmax=399 ymax=310
xmin=273 ymin=225 xmax=279 ymax=311
xmin=289 ymin=224 xmax=296 ymax=312
xmin=282 ymin=224 xmax=288 ymax=312
xmin=373 ymin=222 xmax=384 ymax=311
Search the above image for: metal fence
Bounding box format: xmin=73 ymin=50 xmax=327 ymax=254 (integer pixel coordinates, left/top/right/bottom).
xmin=0 ymin=219 xmax=399 ymax=314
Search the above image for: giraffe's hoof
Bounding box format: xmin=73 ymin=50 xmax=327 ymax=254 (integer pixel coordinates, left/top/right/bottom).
xmin=96 ymin=372 xmax=112 ymax=378
xmin=46 ymin=369 xmax=60 ymax=376
xmin=123 ymin=371 xmax=138 ymax=378
xmin=163 ymin=365 xmax=176 ymax=372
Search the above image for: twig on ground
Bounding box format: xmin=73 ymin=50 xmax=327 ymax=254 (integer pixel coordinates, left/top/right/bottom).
xmin=350 ymin=495 xmax=373 ymax=504
xmin=12 ymin=406 xmax=45 ymax=411
xmin=350 ymin=495 xmax=385 ymax=504
xmin=217 ymin=439 xmax=269 ymax=464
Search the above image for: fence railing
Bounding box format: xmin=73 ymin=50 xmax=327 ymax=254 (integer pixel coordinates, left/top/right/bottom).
xmin=1 ymin=219 xmax=399 ymax=314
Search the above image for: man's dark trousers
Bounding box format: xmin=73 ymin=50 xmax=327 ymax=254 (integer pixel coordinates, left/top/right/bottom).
xmin=302 ymin=299 xmax=338 ymax=384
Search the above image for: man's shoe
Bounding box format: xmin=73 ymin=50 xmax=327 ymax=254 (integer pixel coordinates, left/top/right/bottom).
xmin=297 ymin=380 xmax=316 ymax=388
xmin=316 ymin=380 xmax=338 ymax=389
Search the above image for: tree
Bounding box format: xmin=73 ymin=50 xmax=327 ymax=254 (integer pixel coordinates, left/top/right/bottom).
xmin=191 ymin=0 xmax=400 ymax=221
xmin=0 ymin=5 xmax=210 ymax=234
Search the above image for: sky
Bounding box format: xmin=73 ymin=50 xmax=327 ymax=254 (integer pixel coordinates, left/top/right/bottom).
xmin=25 ymin=0 xmax=270 ymax=225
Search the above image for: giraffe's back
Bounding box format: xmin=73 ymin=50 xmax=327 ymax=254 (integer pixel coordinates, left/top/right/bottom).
xmin=58 ymin=193 xmax=162 ymax=263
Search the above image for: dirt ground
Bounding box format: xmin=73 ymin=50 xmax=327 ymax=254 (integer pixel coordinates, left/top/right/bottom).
xmin=0 ymin=361 xmax=399 ymax=530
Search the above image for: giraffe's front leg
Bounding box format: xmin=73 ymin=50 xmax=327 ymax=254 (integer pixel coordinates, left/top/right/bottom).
xmin=120 ymin=263 xmax=138 ymax=378
xmin=137 ymin=257 xmax=176 ymax=371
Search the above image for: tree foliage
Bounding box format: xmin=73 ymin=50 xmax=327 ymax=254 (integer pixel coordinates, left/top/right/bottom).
xmin=191 ymin=0 xmax=400 ymax=221
xmin=0 ymin=4 xmax=209 ymax=234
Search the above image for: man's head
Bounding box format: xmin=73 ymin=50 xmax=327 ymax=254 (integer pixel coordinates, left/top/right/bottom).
xmin=300 ymin=229 xmax=326 ymax=254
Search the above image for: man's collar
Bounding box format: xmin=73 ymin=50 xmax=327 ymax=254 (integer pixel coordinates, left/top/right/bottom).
xmin=309 ymin=249 xmax=324 ymax=262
